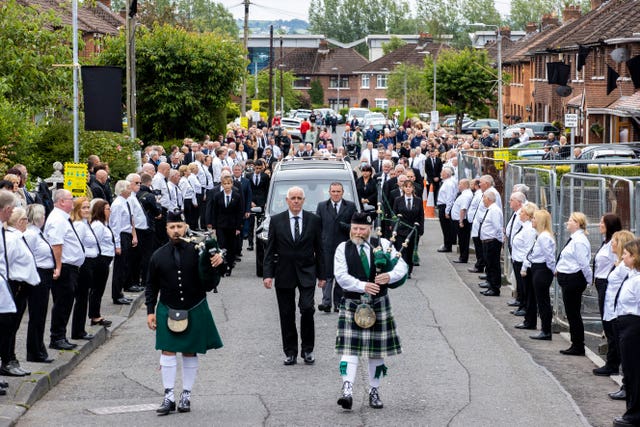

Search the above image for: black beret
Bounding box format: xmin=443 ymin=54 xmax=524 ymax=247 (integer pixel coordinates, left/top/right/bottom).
xmin=167 ymin=209 xmax=184 ymax=223
xmin=351 ymin=212 xmax=372 ymax=225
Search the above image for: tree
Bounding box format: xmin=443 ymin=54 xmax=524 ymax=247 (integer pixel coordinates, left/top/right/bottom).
xmin=245 ymin=70 xmax=300 ymax=112
xmin=308 ymin=79 xmax=324 ymax=106
xmin=386 ymin=64 xmax=431 ymax=114
xmin=426 ymin=48 xmax=496 ymax=132
xmin=97 ymin=24 xmax=246 ymax=142
xmin=461 ymin=0 xmax=501 ymax=27
xmin=382 ymin=36 xmax=407 ymax=55
xmin=417 ymin=0 xmax=467 ymax=47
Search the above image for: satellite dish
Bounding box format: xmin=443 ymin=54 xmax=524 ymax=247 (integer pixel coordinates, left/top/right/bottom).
xmin=611 ymin=47 xmax=630 ymax=63
xmin=556 ymin=85 xmax=573 ymax=97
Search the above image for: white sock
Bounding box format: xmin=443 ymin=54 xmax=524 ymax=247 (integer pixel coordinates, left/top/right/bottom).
xmin=340 ymin=355 xmax=358 ymax=386
xmin=368 ymin=358 xmax=385 ymax=389
xmin=160 ymin=354 xmax=177 ymax=401
xmin=182 ymin=356 xmax=199 ymax=392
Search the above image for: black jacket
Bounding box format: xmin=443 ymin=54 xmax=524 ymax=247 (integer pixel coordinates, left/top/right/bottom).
xmin=315 ymin=199 xmax=357 ymax=276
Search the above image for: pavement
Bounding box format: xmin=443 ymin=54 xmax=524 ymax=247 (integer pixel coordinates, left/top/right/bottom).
xmin=1 ymin=220 xmax=626 ymax=426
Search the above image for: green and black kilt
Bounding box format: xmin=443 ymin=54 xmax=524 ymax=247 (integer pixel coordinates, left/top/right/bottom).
xmin=155 ymin=299 xmax=223 ymax=354
xmin=335 ymin=294 xmax=402 ymax=358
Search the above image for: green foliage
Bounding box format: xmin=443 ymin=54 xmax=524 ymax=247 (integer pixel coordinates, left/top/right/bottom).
xmin=79 ymin=131 xmax=140 ymax=182
xmin=339 ymin=107 xmax=349 ymax=118
xmin=0 ymin=97 xmax=37 ymax=175
xmin=246 ymin=70 xmax=300 ymax=112
xmin=381 ymin=36 xmax=407 ymax=55
xmin=387 ymin=64 xmax=431 ymax=113
xmin=309 ymin=80 xmax=324 ymax=106
xmin=0 ymin=0 xmax=75 ymax=111
xmin=226 ymin=102 xmax=241 ymax=123
xmin=508 ymin=0 xmax=557 ymax=30
xmin=98 ymin=24 xmax=246 ymax=143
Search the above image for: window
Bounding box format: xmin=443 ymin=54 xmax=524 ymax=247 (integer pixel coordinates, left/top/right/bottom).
xmin=361 ymin=74 xmax=370 ymax=88
xmin=330 ymin=76 xmax=348 ymax=88
xmin=375 ymin=98 xmax=388 ymax=110
xmin=376 ymin=74 xmax=387 ymax=88
xmin=593 ymin=47 xmax=605 ymax=77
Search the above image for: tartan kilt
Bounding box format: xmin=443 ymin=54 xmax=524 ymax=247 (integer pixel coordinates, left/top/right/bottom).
xmin=155 ymin=299 xmax=223 ymax=354
xmin=335 ymin=294 xmax=402 ymax=358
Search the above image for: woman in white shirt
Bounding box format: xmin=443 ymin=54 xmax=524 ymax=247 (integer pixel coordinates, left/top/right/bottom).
xmin=592 ymin=213 xmax=623 ymax=376
xmin=556 ymin=211 xmax=592 ymax=356
xmin=509 ymin=202 xmax=537 ymax=318
xmin=612 ymin=239 xmax=640 ymax=427
xmin=179 ymin=165 xmax=198 ymax=231
xmin=521 ymin=209 xmax=556 ymax=340
xmin=89 ymin=199 xmax=115 ymax=328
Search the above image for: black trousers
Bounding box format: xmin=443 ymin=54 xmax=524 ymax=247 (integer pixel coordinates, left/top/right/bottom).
xmin=616 ymin=315 xmax=640 ymax=424
xmin=50 ymin=264 xmax=79 ymax=342
xmin=129 ymin=228 xmax=154 ymax=287
xmin=155 ymin=209 xmax=168 ymax=247
xmin=217 ymin=227 xmax=238 ymax=269
xmin=472 ymin=236 xmax=486 ymax=272
xmin=557 ymin=271 xmax=587 ymax=348
xmin=595 ymin=278 xmax=621 ymax=368
xmin=456 ymin=219 xmax=471 ymax=262
xmin=112 ymin=232 xmax=132 ymax=302
xmin=437 ymin=205 xmax=454 ymax=249
xmin=0 ymin=313 xmax=13 ymax=365
xmin=27 ymin=269 xmax=52 ymax=359
xmin=197 ymin=193 xmax=207 ymax=230
xmin=394 ymin=232 xmax=416 ymax=274
xmin=184 ymin=199 xmax=199 ymax=230
xmin=512 ymin=260 xmax=526 ymax=308
xmin=524 ymin=263 xmax=554 ymax=334
xmin=8 ymin=281 xmax=30 ymax=361
xmin=72 ymin=257 xmax=98 ymax=338
xmin=482 ymin=239 xmax=502 ymax=293
xmin=89 ymin=256 xmax=112 ymax=319
xmin=275 ymin=285 xmax=315 ymax=357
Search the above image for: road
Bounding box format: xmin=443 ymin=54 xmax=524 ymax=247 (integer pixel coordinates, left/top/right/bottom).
xmin=14 ymin=220 xmax=606 ymax=426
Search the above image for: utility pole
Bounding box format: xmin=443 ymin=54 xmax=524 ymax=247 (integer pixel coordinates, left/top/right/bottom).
xmin=241 ymin=0 xmax=249 ymax=117
xmin=268 ymin=25 xmax=273 ymax=123
xmin=279 ymin=36 xmax=284 ymax=113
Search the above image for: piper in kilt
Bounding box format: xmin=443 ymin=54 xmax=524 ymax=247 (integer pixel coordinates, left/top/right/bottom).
xmin=334 ymin=212 xmax=408 ymax=410
xmin=145 ymin=211 xmax=225 ymax=416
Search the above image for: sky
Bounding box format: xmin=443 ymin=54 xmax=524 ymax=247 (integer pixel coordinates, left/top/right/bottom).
xmin=218 ymin=0 xmax=512 ymax=22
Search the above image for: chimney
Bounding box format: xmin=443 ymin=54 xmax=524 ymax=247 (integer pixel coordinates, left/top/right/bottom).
xmin=590 ymin=0 xmax=604 ymax=10
xmin=418 ymin=32 xmax=433 ymax=44
xmin=318 ymin=39 xmax=329 ymax=54
xmin=500 ymin=26 xmax=511 ymax=39
xmin=562 ymin=5 xmax=581 ymax=23
xmin=119 ymin=8 xmax=126 ymax=19
xmin=541 ymin=13 xmax=560 ymax=28
xmin=525 ymin=22 xmax=538 ymax=34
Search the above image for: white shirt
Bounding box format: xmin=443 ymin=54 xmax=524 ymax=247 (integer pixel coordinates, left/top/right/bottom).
xmin=128 ymin=193 xmax=149 ymax=230
xmin=23 ymin=225 xmax=55 ymax=269
xmin=478 ymin=202 xmax=503 ymax=242
xmin=471 ymin=187 xmax=501 ymax=237
xmin=73 ymin=219 xmax=100 ymax=259
xmin=614 ymin=269 xmax=640 ymax=317
xmin=334 ymin=238 xmax=408 ymax=292
xmin=151 ymin=174 xmax=171 ymax=210
xmin=556 ymin=229 xmax=593 ymax=283
xmin=362 ymin=149 xmax=379 ymax=163
xmin=268 ymin=144 xmax=282 ymax=159
xmin=467 ymin=190 xmax=483 ymax=224
xmin=409 ymin=153 xmax=426 ymax=173
xmin=5 ymin=227 xmax=40 ymax=285
xmin=187 ymin=174 xmax=202 ymax=196
xmin=521 ymin=231 xmax=556 ymax=272
xmin=594 ymin=241 xmax=616 ymax=280
xmin=0 ymin=275 xmax=16 ymax=314
xmin=91 ymin=221 xmax=115 ymax=257
xmin=505 ymin=209 xmax=523 ymax=248
xmin=510 ymin=221 xmax=537 ymax=263
xmin=211 ymin=157 xmax=223 ymax=182
xmin=604 ymin=264 xmax=630 ymax=321
xmin=0 ymin=220 xmax=7 ymax=277
xmin=109 ymin=195 xmax=133 ymax=249
xmin=451 ymin=188 xmax=473 ymax=221
xmin=44 ymin=207 xmax=85 ymax=267
xmin=196 ymin=161 xmax=213 ymax=190
xmin=179 ymin=176 xmax=196 ymax=201
xmin=438 ymin=177 xmax=458 ymax=214
xmin=167 ymin=181 xmax=183 ymax=211
xmin=520 ymin=132 xmax=530 ymax=143
xmin=288 ymin=210 xmax=303 ymax=239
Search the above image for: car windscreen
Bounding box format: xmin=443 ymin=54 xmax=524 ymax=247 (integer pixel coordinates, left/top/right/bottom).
xmin=268 ymin=179 xmax=357 ymax=215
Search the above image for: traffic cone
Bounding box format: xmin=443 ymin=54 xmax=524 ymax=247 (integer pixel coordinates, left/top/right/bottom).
xmin=424 ymin=182 xmax=436 ymax=219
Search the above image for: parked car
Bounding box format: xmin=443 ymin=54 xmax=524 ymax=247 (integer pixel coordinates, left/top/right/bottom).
xmin=579 ymin=144 xmax=638 ymax=162
xmin=507 ymin=122 xmax=560 ymax=138
xmin=347 ymin=107 xmax=371 ymax=125
xmin=511 ymin=140 xmax=547 ymax=160
xmin=442 ymin=116 xmax=473 ymax=130
xmin=461 ymin=119 xmax=505 ymax=134
xmin=314 ymin=108 xmax=343 ymax=125
xmin=293 ymin=109 xmax=313 ymax=120
xmin=280 ymin=117 xmax=302 ymax=141
xmin=253 ymin=158 xmax=361 ymax=277
xmin=503 ymin=127 xmax=536 ymax=141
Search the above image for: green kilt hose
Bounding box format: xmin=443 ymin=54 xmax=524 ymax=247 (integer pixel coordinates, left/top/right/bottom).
xmin=156 ymin=299 xmax=223 ymax=354
xmin=335 ymin=294 xmax=402 ymax=358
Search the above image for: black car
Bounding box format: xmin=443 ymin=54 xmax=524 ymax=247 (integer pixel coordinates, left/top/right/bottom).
xmin=461 ymin=119 xmax=505 ymax=134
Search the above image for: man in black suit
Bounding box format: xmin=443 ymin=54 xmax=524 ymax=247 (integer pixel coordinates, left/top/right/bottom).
xmin=315 ymin=183 xmax=357 ymax=313
xmin=231 ymin=164 xmax=252 ymax=255
xmin=424 ymin=150 xmax=443 ymax=204
xmin=248 ymin=160 xmax=270 ymax=251
xmin=263 ymin=186 xmax=326 ymax=366
xmin=90 ymin=170 xmax=109 ymax=200
xmin=211 ymin=175 xmax=244 ymax=275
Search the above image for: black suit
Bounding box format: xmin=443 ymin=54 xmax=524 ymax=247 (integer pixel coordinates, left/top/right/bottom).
xmin=263 ymin=210 xmax=325 ymax=358
xmin=211 ymin=190 xmax=244 ymax=269
xmin=356 ymin=177 xmax=377 ymax=209
xmin=182 ymin=151 xmax=196 ymax=165
xmin=90 ymin=182 xmax=107 ymax=200
xmin=233 ymin=177 xmax=252 ymax=250
xmin=249 ymin=172 xmax=270 ymax=247
xmin=424 ymin=156 xmax=443 ymax=204
xmin=315 ymin=199 xmax=357 ymax=308
xmin=393 ymin=196 xmax=424 ymax=275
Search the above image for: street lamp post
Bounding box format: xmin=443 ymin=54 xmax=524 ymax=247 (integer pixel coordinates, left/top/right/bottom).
xmin=471 ymin=23 xmax=503 ymax=147
xmin=331 ymin=67 xmax=340 ymax=113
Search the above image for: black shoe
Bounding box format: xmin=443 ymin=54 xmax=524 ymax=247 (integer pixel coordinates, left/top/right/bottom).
xmin=0 ymin=364 xmax=26 ymax=377
xmin=609 ymin=388 xmax=626 ymax=400
xmin=452 ymin=259 xmax=467 ymax=263
xmin=514 ymin=323 xmax=536 ymax=330
xmin=113 ymin=297 xmax=132 ymax=305
xmin=478 ymin=282 xmax=489 ymax=288
xmin=125 ymin=285 xmax=144 ymax=292
xmin=0 ymin=389 xmax=5 ymax=396
xmin=613 ymin=416 xmax=635 ymax=427
xmin=317 ymin=304 xmax=331 ymax=313
xmin=337 ymin=381 xmax=353 ymax=410
xmin=511 ymin=309 xmax=526 ymax=316
xmin=333 ymin=307 xmax=339 ymax=313
xmin=90 ymin=318 xmax=112 ymax=327
xmin=157 ymin=392 xmax=176 ymax=416
xmin=64 ymin=339 xmax=78 ymax=349
xmin=481 ymin=289 xmax=500 ymax=296
xmin=0 ymin=381 xmax=8 ymax=388
xmin=247 ymin=245 xmax=254 ymax=251
xmin=283 ymin=355 xmax=297 ymax=366
xmin=26 ymin=355 xmax=55 ymax=363
xmin=507 ymin=299 xmax=520 ymax=307
xmin=479 ymin=274 xmax=487 ymax=280
xmin=302 ymin=352 xmax=315 ymax=365
xmin=369 ymin=387 xmax=383 ymax=409
xmin=71 ymin=333 xmax=94 ymax=341
xmin=468 ymin=267 xmax=483 ymax=273
xmin=559 ymin=346 xmax=585 ymax=356
xmin=177 ymin=391 xmax=191 ymax=413
xmin=530 ymin=332 xmax=552 ymax=340
xmin=593 ymin=366 xmax=619 ymax=376
xmin=49 ymin=339 xmax=76 ymax=350
xmin=437 ymin=247 xmax=452 ymax=253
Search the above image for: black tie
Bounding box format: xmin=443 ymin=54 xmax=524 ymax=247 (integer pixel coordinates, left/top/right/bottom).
xmin=226 ymin=194 xmax=230 ymax=207
xmin=176 ymin=187 xmax=181 ymax=209
xmin=173 ymin=244 xmax=182 ymax=269
xmin=293 ymin=216 xmax=300 ymax=241
xmin=614 ymin=275 xmax=630 ymax=310
xmin=593 ymin=240 xmax=606 ymax=278
xmin=166 ymin=179 xmax=172 ymax=200
xmin=39 ymin=231 xmax=55 ymax=263
xmin=1 ymin=228 xmax=8 ymax=277
xmin=68 ymin=218 xmax=85 ymax=253
xmin=88 ymin=223 xmax=102 ymax=256
xmin=407 ymin=198 xmax=412 ymax=210
xmin=557 ymin=237 xmax=572 ymax=262
xmin=478 ymin=210 xmax=489 ymax=238
xmin=334 ymin=203 xmax=338 ymax=215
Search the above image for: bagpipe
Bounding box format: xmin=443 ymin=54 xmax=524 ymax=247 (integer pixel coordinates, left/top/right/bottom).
xmin=179 ymin=229 xmax=227 ymax=292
